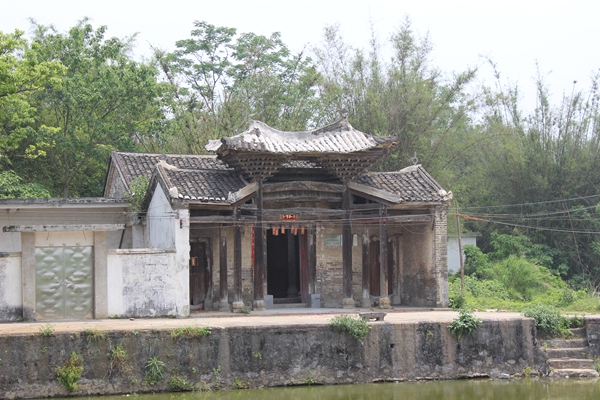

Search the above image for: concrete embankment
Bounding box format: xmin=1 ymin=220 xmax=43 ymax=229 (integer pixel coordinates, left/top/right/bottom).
xmin=0 ymin=311 xmax=546 ymax=399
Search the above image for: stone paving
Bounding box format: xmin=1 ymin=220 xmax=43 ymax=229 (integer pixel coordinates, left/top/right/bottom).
xmin=0 ymin=308 xmax=529 ymax=336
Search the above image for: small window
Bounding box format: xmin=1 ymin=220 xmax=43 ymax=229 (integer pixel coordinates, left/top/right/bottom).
xmin=324 ymin=234 xmax=342 ymax=247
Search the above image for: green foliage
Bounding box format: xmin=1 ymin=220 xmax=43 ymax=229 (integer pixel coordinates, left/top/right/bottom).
xmin=56 ymin=351 xmax=83 ymax=392
xmin=231 ymin=377 xmax=250 ymax=389
xmin=84 ymin=328 xmax=106 ymax=341
xmin=252 ymin=352 xmax=262 ymax=360
xmin=169 ymin=325 xmax=211 ymax=339
xmin=144 ymin=356 xmax=165 ymax=385
xmin=448 ymin=309 xmax=482 ymax=340
xmin=302 ymin=370 xmax=316 ymax=385
xmin=0 ymin=170 xmax=50 ymax=199
xmin=14 ymin=19 xmax=164 ymax=197
xmin=522 ymin=304 xmax=574 ymax=338
xmin=329 ymin=315 xmax=371 ymax=342
xmin=39 ymin=323 xmax=55 ymax=337
xmin=0 ymin=29 xmax=64 ymax=162
xmin=463 ymin=245 xmax=490 ymax=277
xmin=168 ymin=374 xmax=193 ymax=391
xmin=108 ymin=343 xmax=132 ymax=377
xmin=125 ymin=176 xmax=149 ymax=214
xmin=448 ymin=291 xmax=465 ymax=310
xmin=154 ymin=20 xmax=319 ymax=154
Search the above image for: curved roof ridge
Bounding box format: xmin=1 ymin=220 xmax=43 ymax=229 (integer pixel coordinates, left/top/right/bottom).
xmin=206 ymin=117 xmax=396 ymax=155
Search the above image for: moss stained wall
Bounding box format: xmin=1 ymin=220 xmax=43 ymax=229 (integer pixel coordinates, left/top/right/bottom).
xmin=0 ymin=318 xmax=542 ymax=399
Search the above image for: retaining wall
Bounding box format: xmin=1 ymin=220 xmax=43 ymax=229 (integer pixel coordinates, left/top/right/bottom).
xmin=0 ymin=318 xmax=542 ymax=399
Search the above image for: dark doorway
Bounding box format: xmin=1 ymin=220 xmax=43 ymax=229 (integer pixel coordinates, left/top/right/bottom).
xmin=190 ymin=240 xmax=211 ymax=309
xmin=369 ymin=238 xmax=394 ymax=297
xmin=267 ymin=229 xmax=306 ymax=303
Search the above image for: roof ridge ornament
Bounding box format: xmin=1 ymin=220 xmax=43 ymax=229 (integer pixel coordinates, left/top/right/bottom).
xmin=411 ymin=152 xmax=419 ymax=165
xmin=340 ymin=108 xmax=349 ymax=120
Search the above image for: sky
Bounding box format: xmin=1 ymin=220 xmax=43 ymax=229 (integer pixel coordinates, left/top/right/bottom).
xmin=2 ymin=0 xmax=599 ymax=108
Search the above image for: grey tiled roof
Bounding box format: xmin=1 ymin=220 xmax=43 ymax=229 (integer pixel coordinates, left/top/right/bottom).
xmin=110 ymin=152 xmax=449 ymax=204
xmin=112 ymin=152 xmax=230 ymax=186
xmin=156 ymin=163 xmax=248 ymax=202
xmin=206 ymin=118 xmax=396 ymax=154
xmin=357 ymin=165 xmax=450 ymax=202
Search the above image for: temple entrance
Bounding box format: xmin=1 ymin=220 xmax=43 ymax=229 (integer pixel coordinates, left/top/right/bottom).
xmin=369 ymin=239 xmax=394 ymax=297
xmin=189 ymin=239 xmax=211 ymax=310
xmin=267 ymin=229 xmax=308 ymax=304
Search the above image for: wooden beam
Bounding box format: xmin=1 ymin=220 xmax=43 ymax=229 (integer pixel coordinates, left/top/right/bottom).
xmin=348 ymin=181 xmax=401 ymax=204
xmin=264 ymin=181 xmax=345 ymax=193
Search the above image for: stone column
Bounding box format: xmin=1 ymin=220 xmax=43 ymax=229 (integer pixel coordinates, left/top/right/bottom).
xmin=361 ymin=226 xmax=371 ymax=308
xmin=218 ymin=225 xmax=229 ymax=311
xmin=21 ymin=232 xmax=36 ymax=321
xmin=378 ymin=205 xmax=390 ymax=308
xmin=342 ymin=187 xmax=354 ymax=308
xmin=253 ymin=180 xmax=266 ymax=311
xmin=232 ymin=207 xmax=244 ymax=312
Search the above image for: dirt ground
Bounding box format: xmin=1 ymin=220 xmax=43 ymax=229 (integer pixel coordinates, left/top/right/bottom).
xmin=0 ymin=308 xmax=529 ymax=336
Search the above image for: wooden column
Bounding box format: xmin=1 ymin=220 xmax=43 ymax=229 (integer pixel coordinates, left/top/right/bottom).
xmin=287 ymin=232 xmax=298 ymax=298
xmin=218 ymin=225 xmax=229 ymax=311
xmin=378 ymin=205 xmax=390 ymax=308
xmin=342 ymin=186 xmax=354 ymax=308
xmin=308 ymin=225 xmax=316 ymax=295
xmin=232 ymin=207 xmax=244 ymax=311
xmin=253 ymin=180 xmax=266 ymax=310
xmin=361 ymin=225 xmax=371 ymax=308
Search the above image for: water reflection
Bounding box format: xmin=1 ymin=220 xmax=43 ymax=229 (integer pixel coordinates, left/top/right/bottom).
xmin=58 ymin=379 xmax=600 ymax=400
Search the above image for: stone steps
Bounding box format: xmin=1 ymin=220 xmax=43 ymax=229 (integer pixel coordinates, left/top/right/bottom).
xmin=543 ymin=338 xmax=587 ymax=348
xmin=543 ymin=327 xmax=599 ymax=378
xmin=545 ymin=347 xmax=590 ymax=359
xmin=547 ymin=357 xmax=595 ymax=369
xmin=550 ymin=368 xmax=599 ymax=378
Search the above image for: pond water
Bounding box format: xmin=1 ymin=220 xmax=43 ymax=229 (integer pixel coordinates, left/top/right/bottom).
xmin=61 ymin=378 xmax=600 ymax=400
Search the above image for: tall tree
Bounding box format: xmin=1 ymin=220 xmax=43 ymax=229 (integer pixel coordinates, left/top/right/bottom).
xmin=14 ymin=20 xmax=164 ymax=197
xmin=313 ymin=17 xmax=478 ymax=186
xmin=0 ymin=29 xmax=64 ymax=196
xmin=153 ymin=21 xmax=320 ymax=154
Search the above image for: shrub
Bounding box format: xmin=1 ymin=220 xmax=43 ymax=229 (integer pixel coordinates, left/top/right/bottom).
xmin=330 ymin=315 xmax=371 ymax=342
xmin=39 ymin=323 xmax=55 ymax=337
xmin=448 ymin=309 xmax=482 ymax=340
xmin=56 ymin=351 xmax=84 ymax=392
xmin=522 ymin=304 xmax=571 ymax=337
xmin=168 ymin=374 xmax=192 ymax=391
xmin=144 ymin=356 xmax=165 ymax=385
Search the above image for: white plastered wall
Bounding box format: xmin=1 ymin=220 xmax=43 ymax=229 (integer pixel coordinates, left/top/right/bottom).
xmin=0 ymin=254 xmax=22 ymax=321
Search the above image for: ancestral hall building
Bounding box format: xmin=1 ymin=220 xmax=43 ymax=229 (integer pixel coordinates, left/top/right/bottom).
xmin=0 ymin=117 xmax=451 ymax=321
xmin=105 ymin=116 xmax=452 ymax=312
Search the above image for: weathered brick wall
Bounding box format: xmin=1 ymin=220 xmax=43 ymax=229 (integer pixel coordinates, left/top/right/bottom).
xmin=400 ymin=222 xmax=435 ymax=306
xmin=433 ymin=205 xmax=449 ymax=307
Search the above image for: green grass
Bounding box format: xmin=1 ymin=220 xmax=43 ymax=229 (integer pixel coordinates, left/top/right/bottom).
xmin=330 ymin=315 xmax=371 ymax=342
xmin=169 ymin=325 xmax=211 ymax=339
xmin=39 ymin=323 xmax=55 ymax=337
